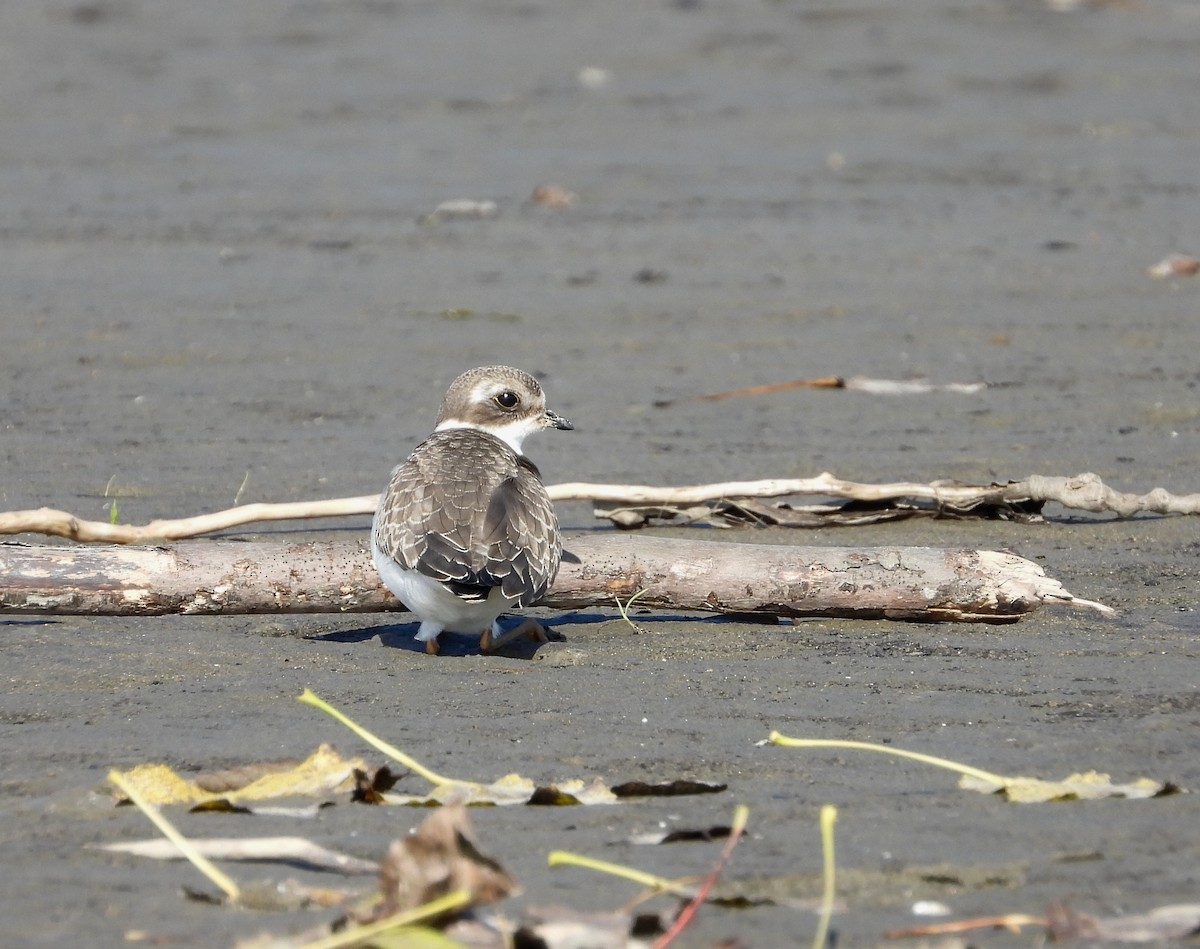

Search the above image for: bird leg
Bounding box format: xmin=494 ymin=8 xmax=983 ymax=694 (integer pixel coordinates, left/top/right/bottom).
xmin=424 ymin=638 xmax=440 ymax=656
xmin=479 ymin=619 xmax=550 ymax=653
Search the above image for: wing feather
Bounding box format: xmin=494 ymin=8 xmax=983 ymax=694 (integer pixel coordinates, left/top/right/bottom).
xmin=373 ymin=429 xmax=561 ymax=607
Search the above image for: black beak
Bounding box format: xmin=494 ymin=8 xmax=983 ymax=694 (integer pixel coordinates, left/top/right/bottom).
xmin=545 ymin=410 xmax=574 ymax=431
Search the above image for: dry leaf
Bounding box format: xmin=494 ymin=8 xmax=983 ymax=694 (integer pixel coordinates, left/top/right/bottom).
xmin=379 ymin=774 xmax=619 ymax=807
xmin=611 ymin=779 xmax=727 ymax=798
xmin=957 ymin=769 xmax=1180 ymax=802
xmin=375 ymin=775 xmax=726 ymax=807
xmin=370 ymin=805 xmax=517 ymax=922
xmin=110 ymin=744 xmax=364 ymax=807
xmin=770 ymin=734 xmax=1179 ymax=804
xmin=353 ymin=764 xmax=404 ymax=803
xmin=297 ymin=691 xmax=719 ymax=808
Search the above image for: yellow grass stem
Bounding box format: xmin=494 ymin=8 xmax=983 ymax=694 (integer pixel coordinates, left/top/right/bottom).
xmin=768 ymin=733 xmax=1006 ymax=785
xmin=107 ymin=769 xmax=241 ymax=903
xmin=293 ymin=889 xmax=471 ymax=949
xmin=547 ymin=850 xmax=696 ymax=898
xmin=298 ymin=689 xmax=456 ymax=787
xmin=811 ymin=805 xmax=838 ymax=949
xmin=614 ymin=588 xmax=651 ymax=630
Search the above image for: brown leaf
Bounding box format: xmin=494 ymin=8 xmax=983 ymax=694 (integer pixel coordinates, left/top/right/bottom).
xmin=372 ymin=805 xmax=518 ymax=922
xmin=610 ymin=779 xmax=727 ymax=798
xmin=352 ymin=764 xmax=404 ymax=804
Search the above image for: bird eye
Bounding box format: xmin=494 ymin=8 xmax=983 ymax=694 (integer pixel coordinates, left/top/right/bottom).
xmin=493 ymin=390 xmax=520 ymax=409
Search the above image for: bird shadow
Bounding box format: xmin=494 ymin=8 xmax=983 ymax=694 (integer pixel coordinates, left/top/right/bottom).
xmin=309 ymin=609 xmax=777 ymax=657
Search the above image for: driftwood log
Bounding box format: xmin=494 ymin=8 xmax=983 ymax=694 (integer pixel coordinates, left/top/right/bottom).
xmin=0 ymin=536 xmax=1108 ymax=623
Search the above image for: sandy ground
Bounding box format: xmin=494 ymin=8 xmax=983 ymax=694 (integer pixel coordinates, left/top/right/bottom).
xmin=2 ymin=1 xmax=1199 ymax=946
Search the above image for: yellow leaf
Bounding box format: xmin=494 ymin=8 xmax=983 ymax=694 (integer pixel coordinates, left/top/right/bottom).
xmin=110 ymin=744 xmax=364 ymax=807
xmin=113 ymin=763 xmax=214 ymax=806
xmin=958 ymin=770 xmax=1171 ymax=802
xmin=769 ymin=733 xmax=1178 ymax=803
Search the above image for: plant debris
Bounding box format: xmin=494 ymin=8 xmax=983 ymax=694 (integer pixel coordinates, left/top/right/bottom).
xmin=301 ymin=689 xmax=723 ymax=807
xmin=418 ymin=198 xmax=499 ymax=224
xmin=109 ymin=743 xmax=363 ymax=808
xmin=94 ymin=836 xmax=380 ymax=875
xmin=2 ymin=470 xmax=1196 ymax=546
xmin=958 ymin=769 xmax=1181 ymax=802
xmin=367 ymin=805 xmax=517 ymax=922
xmin=627 ymin=825 xmax=744 ymax=846
xmin=1147 ymin=253 xmax=1200 ymax=278
xmin=529 ymin=184 xmax=578 ymax=208
xmin=611 ymin=779 xmax=727 ymax=798
xmin=653 ymin=374 xmax=988 ymax=406
xmin=767 ymin=734 xmax=1182 ymax=802
xmin=886 ymin=901 xmax=1200 ymax=943
xmin=596 ymin=494 xmax=1046 ymax=530
xmin=1046 ymin=901 xmax=1200 ymax=943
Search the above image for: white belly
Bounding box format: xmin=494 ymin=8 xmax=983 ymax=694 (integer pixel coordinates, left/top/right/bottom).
xmin=371 ymin=535 xmax=508 ymax=642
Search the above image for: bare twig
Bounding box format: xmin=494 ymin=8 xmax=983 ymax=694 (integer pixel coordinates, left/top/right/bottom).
xmin=0 ymin=472 xmax=1191 ymax=548
xmin=0 ymin=496 xmax=378 ymax=544
xmin=884 ymin=913 xmax=1046 ymax=938
xmin=93 ymin=837 xmax=381 ymax=875
xmin=650 ymin=805 xmax=749 ymax=948
xmin=686 ymin=375 xmax=986 ymax=402
xmin=552 ymin=471 xmax=1200 ymax=517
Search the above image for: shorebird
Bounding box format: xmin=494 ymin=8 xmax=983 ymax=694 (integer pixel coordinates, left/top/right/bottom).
xmin=371 ymin=366 xmax=572 ymax=654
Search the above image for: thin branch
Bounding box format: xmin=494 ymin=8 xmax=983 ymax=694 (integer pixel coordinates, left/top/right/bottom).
xmin=0 ymin=496 xmax=379 ymax=544
xmin=551 ymin=471 xmax=1200 ymax=516
xmin=0 ymin=472 xmax=1193 ymax=547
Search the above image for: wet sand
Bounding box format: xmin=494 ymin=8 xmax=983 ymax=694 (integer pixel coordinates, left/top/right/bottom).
xmin=2 ymin=1 xmax=1199 ymax=946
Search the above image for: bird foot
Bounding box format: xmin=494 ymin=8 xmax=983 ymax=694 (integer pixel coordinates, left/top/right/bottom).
xmin=423 ymin=638 xmax=440 ymax=656
xmin=479 ymin=619 xmax=550 ymax=653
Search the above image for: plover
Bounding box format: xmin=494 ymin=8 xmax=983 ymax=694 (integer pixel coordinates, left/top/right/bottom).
xmin=371 ymin=366 xmax=573 ymax=655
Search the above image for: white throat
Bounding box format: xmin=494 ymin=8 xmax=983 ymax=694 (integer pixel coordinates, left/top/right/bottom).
xmin=435 ymin=417 xmax=539 ymax=455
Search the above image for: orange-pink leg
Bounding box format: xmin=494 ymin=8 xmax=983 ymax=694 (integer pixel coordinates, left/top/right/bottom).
xmin=479 ymin=619 xmax=550 ymax=653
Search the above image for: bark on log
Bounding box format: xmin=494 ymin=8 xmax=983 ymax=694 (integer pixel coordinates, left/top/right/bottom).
xmin=0 ymin=536 xmax=1108 ymax=623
